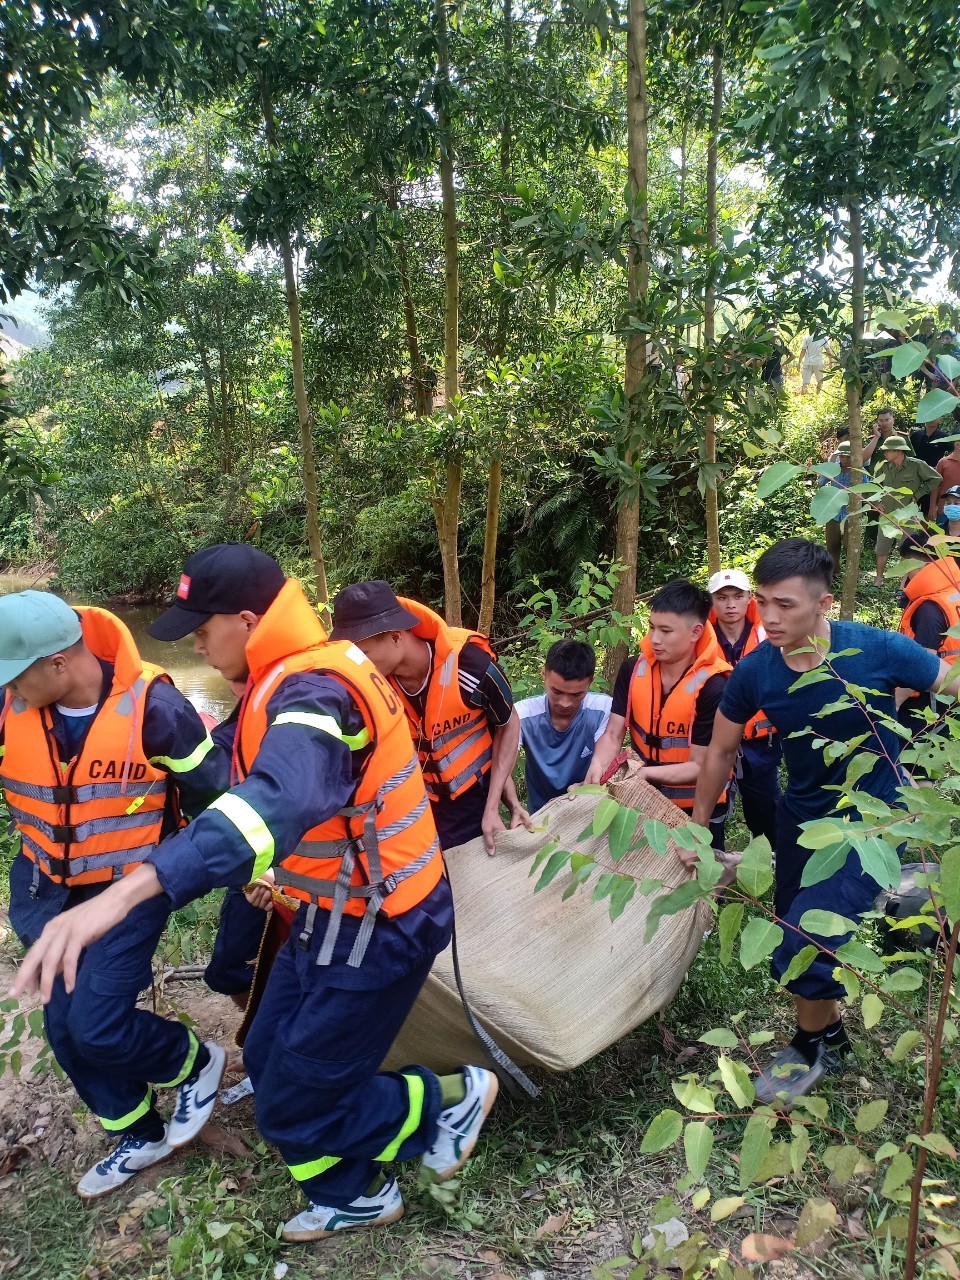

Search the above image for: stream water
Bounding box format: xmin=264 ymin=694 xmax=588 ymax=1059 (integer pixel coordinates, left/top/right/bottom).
xmin=0 ymin=575 xmax=236 ymax=723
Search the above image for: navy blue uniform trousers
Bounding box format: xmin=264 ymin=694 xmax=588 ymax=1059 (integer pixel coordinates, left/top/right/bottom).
xmin=243 ymin=902 xmax=446 ymax=1208
xmin=8 ymin=851 xmax=196 ymax=1130
xmin=735 ymin=735 xmax=782 ymax=848
xmin=770 ymin=802 xmax=883 ymax=1000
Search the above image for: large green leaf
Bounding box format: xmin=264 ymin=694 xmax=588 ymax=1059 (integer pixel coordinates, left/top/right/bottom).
xmin=890 ymin=341 xmax=929 ymax=379
xmin=798 ymin=909 xmax=857 ymax=937
xmin=684 ymin=1121 xmax=714 ymax=1179
xmin=756 ymin=461 xmax=803 ymax=499
xmin=740 ymin=917 xmax=783 ymax=969
xmin=942 ymin=845 xmax=960 ymax=925
xmin=736 ymin=835 xmax=774 ymax=897
xmin=739 ymin=1114 xmax=773 ymax=1189
xmin=718 ymin=901 xmax=744 ymax=966
xmin=640 ymin=1108 xmax=683 ymax=1153
xmin=799 ymin=841 xmax=848 ymax=888
xmin=938 ymin=354 xmax=960 ymax=380
xmin=718 ymin=1053 xmax=755 ymax=1107
xmin=607 ymin=804 xmax=639 ymax=860
xmin=916 ymin=389 xmax=960 ymax=423
xmin=810 ymin=482 xmax=849 ymax=524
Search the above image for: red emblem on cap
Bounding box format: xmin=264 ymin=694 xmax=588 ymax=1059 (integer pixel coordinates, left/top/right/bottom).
xmin=177 ymin=574 xmax=191 ymax=600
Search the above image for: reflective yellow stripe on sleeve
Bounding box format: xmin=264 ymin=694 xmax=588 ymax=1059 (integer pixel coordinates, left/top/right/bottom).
xmin=150 ymin=733 xmax=216 ymax=774
xmin=272 ymin=711 xmax=371 ymax=751
xmin=209 ymin=793 xmax=275 ymax=880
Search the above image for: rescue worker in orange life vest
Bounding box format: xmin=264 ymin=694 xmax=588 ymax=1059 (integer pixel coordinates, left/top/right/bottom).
xmin=330 ymin=581 xmax=530 ymax=855
xmin=11 ymin=546 xmax=499 ymax=1242
xmin=586 ymin=579 xmax=732 ymax=849
xmin=0 ymin=590 xmax=229 ymax=1200
xmin=708 ymin=569 xmax=782 ymax=849
xmin=897 ymin=532 xmax=960 ymax=758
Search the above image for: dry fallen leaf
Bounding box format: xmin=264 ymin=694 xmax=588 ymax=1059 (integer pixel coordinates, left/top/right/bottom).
xmin=536 ymin=1213 xmax=569 ymax=1239
xmin=741 ymin=1233 xmax=796 ymax=1262
xmin=198 ymin=1123 xmax=247 ymax=1159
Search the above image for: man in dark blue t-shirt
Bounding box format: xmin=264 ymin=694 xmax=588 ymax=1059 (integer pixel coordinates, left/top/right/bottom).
xmin=690 ymin=539 xmax=949 ymax=1107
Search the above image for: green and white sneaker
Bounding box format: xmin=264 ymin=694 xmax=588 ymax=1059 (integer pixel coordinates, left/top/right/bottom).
xmin=422 ymin=1065 xmax=499 ymax=1182
xmin=281 ymin=1176 xmax=404 ymax=1241
xmin=77 ymin=1130 xmax=173 ymax=1200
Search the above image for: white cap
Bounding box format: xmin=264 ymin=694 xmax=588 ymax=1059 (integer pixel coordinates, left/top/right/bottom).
xmin=707 ymin=569 xmax=751 ymax=595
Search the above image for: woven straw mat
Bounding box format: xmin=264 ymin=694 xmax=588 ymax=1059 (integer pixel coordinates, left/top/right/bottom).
xmin=382 ymin=757 xmax=712 ymax=1075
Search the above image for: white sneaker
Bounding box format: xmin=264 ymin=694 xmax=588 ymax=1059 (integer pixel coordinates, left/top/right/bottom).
xmin=281 ymin=1176 xmax=404 ymax=1241
xmin=77 ymin=1130 xmax=173 ymax=1200
xmin=167 ymin=1042 xmax=226 ymax=1148
xmin=422 ymin=1065 xmax=499 ymax=1182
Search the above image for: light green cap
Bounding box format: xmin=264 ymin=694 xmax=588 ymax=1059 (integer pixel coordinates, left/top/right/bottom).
xmin=0 ymin=590 xmax=83 ymax=684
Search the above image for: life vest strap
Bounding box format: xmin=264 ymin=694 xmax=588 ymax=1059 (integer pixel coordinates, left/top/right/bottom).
xmin=429 ymin=717 xmax=484 ymax=750
xmin=2 ymin=777 xmax=157 ymax=805
xmin=274 ymin=837 xmax=441 ymax=968
xmin=9 ymin=803 xmax=161 ymax=846
xmin=746 ymin=718 xmax=773 ymax=739
xmin=430 ymin=721 xmax=489 ymax=774
xmin=424 ymin=744 xmax=493 ymax=800
xmin=21 ymin=830 xmax=155 ymax=882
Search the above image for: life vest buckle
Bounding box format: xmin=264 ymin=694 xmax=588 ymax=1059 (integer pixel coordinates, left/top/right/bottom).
xmin=45 ymin=855 xmax=70 ymax=880
xmin=51 ymin=785 xmax=78 ymax=805
xmin=50 ymin=823 xmax=77 ymax=844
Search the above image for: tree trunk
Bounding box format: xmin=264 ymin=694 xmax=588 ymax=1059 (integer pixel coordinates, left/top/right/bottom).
xmin=478 ymin=0 xmax=514 ymax=636
xmin=840 ymin=193 xmax=865 ymax=619
xmin=260 ymin=77 xmax=329 ymax=610
xmin=386 ymin=180 xmax=428 ymax=416
xmin=607 ymin=0 xmax=648 ymax=679
xmin=434 ymin=0 xmax=462 ymax=625
xmin=703 ymin=45 xmax=723 ymax=575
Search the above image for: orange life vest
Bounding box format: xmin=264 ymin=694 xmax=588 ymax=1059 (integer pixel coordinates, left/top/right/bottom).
xmin=627 ymin=623 xmax=732 ymax=812
xmin=899 ymin=557 xmax=960 ymax=663
xmin=233 ymin=579 xmax=442 ymax=968
xmin=0 ymin=608 xmax=172 ymax=887
xmin=709 ymin=598 xmax=774 ymax=741
xmin=390 ymin=598 xmax=496 ymax=802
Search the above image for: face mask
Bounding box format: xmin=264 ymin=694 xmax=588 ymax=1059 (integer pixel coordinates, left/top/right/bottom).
xmin=944 ymin=505 xmax=960 ymax=521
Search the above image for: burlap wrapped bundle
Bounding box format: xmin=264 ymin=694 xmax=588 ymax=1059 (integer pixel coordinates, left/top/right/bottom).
xmin=383 ymin=759 xmax=712 ymax=1074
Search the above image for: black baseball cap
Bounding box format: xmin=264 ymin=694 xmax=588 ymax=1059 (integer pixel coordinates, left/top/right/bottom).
xmin=148 ymin=543 xmax=286 ymax=640
xmin=330 ymin=581 xmax=420 ymax=642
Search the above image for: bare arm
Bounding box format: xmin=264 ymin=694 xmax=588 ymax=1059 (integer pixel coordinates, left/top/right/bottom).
xmin=690 ymin=711 xmax=745 ymax=835
xmin=481 ymin=708 xmax=523 ymax=854
xmin=636 ymin=742 xmax=708 ymax=788
xmin=931 ymin=657 xmax=960 ymax=698
xmin=585 ymin=713 xmax=627 ymax=784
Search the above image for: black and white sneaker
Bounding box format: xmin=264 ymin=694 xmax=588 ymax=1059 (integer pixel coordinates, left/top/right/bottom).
xmin=168 ymin=1042 xmax=226 ymax=1147
xmin=281 ymin=1177 xmax=404 ymax=1241
xmin=77 ymin=1131 xmax=173 ymax=1199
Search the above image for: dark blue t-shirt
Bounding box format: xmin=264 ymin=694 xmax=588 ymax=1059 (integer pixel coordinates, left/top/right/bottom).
xmin=719 ymin=621 xmax=940 ymax=821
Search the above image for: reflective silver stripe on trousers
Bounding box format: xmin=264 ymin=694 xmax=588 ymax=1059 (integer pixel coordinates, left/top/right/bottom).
xmin=7 ymin=804 xmax=161 ymax=844
xmin=1 ymin=777 xmax=156 ymax=804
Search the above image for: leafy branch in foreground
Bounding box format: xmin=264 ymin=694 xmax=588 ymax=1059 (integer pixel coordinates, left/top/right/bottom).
xmin=534 ymin=730 xmax=959 ymax=1277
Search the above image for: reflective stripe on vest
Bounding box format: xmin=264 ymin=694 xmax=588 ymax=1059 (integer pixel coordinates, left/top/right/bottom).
xmin=391 ymin=597 xmax=496 ymax=801
xmin=626 ymin=626 xmax=732 ymax=813
xmin=233 ymin=584 xmax=442 ymax=969
xmin=0 ymin=608 xmax=171 ymax=887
